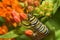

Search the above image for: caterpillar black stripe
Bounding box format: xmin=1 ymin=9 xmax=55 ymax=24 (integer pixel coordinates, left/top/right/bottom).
xmin=28 ymin=13 xmax=49 ymax=39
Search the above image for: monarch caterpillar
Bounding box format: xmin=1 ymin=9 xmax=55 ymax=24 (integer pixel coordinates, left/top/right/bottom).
xmin=27 ymin=13 xmax=49 ymax=40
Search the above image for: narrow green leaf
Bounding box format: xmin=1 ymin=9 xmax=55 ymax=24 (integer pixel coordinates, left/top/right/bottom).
xmin=58 ymin=0 xmax=60 ymax=7
xmin=53 ymin=2 xmax=59 ymax=14
xmin=0 ymin=30 xmax=19 ymax=38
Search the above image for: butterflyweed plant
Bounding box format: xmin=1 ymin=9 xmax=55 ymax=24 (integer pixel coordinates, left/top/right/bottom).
xmin=0 ymin=0 xmax=59 ymax=40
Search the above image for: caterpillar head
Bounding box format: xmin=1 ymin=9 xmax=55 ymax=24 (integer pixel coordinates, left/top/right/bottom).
xmin=28 ymin=13 xmax=33 ymax=19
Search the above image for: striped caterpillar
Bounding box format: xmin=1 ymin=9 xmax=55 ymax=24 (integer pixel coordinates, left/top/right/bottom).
xmin=27 ymin=13 xmax=49 ymax=40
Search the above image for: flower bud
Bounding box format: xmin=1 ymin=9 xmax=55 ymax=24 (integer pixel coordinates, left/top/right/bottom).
xmin=25 ymin=30 xmax=33 ymax=36
xmin=11 ymin=10 xmax=19 ymax=17
xmin=28 ymin=6 xmax=33 ymax=12
xmin=39 ymin=11 xmax=44 ymax=17
xmin=13 ymin=16 xmax=21 ymax=23
xmin=27 ymin=0 xmax=33 ymax=5
xmin=46 ymin=12 xmax=51 ymax=17
xmin=34 ymin=1 xmax=39 ymax=7
xmin=20 ymin=13 xmax=27 ymax=20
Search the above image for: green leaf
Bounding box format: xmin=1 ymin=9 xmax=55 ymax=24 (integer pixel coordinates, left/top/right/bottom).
xmin=53 ymin=2 xmax=59 ymax=14
xmin=33 ymin=13 xmax=40 ymax=18
xmin=15 ymin=25 xmax=28 ymax=35
xmin=0 ymin=17 xmax=6 ymax=26
xmin=52 ymin=7 xmax=60 ymax=30
xmin=0 ymin=17 xmax=5 ymax=22
xmin=42 ymin=7 xmax=60 ymax=40
xmin=19 ymin=2 xmax=24 ymax=7
xmin=55 ymin=30 xmax=60 ymax=39
xmin=0 ymin=30 xmax=19 ymax=38
xmin=52 ymin=0 xmax=60 ymax=15
xmin=58 ymin=0 xmax=60 ymax=7
xmin=16 ymin=35 xmax=31 ymax=40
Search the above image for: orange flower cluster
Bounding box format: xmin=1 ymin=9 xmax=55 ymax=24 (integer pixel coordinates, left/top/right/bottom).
xmin=0 ymin=25 xmax=8 ymax=35
xmin=0 ymin=0 xmax=24 ymax=22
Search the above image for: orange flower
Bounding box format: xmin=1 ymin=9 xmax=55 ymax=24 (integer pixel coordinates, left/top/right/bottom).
xmin=2 ymin=25 xmax=8 ymax=34
xmin=0 ymin=25 xmax=8 ymax=34
xmin=15 ymin=6 xmax=24 ymax=13
xmin=0 ymin=27 xmax=3 ymax=34
xmin=2 ymin=0 xmax=11 ymax=5
xmin=0 ymin=0 xmax=24 ymax=24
